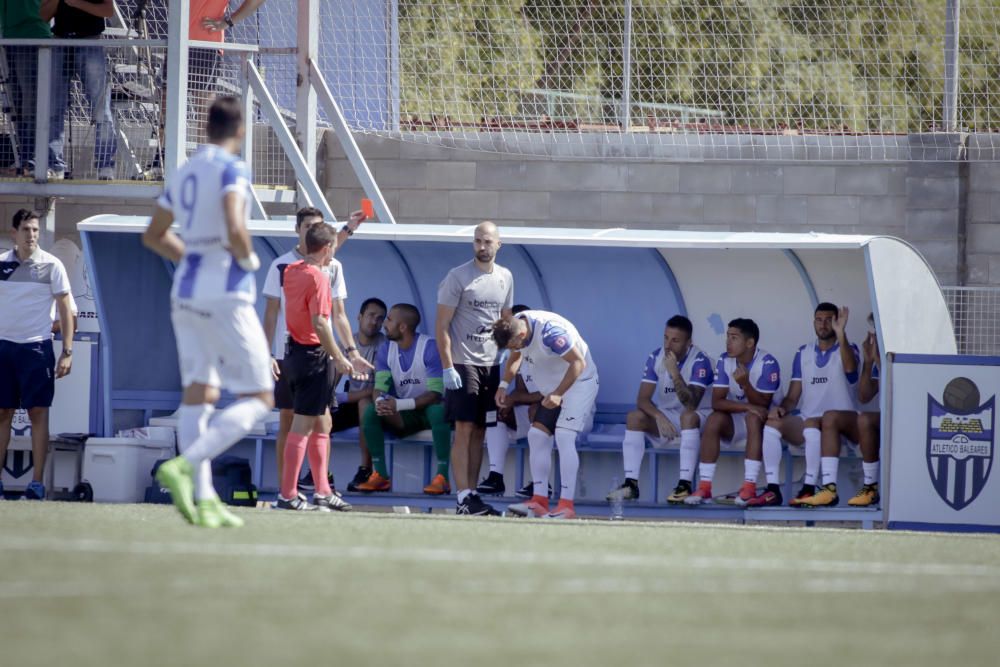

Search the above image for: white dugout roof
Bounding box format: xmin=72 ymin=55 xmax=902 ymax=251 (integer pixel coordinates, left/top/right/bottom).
xmin=79 ymin=217 xmax=954 ymax=413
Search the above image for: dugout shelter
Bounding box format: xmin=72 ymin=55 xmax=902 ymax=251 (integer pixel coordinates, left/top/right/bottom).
xmin=77 ymin=217 xmax=954 ymax=522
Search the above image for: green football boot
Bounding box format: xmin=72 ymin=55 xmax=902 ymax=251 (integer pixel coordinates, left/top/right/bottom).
xmin=196 ymin=497 xmax=245 ymax=528
xmin=154 ymin=456 xmax=197 ymax=524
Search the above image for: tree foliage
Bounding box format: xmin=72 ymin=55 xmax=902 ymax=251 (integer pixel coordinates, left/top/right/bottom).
xmin=398 ymin=0 xmax=1000 ymax=133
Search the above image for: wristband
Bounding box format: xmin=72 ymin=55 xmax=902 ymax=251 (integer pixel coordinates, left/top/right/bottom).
xmin=224 ymin=15 xmax=234 ymax=28
xmin=498 ymin=380 xmax=510 ymax=391
xmin=395 ymin=398 xmax=416 ymax=412
xmin=236 ymin=252 xmax=260 ymax=272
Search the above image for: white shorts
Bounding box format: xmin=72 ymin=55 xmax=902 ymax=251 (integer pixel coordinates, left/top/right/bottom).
xmin=171 ymin=299 xmax=274 ymax=394
xmin=553 ymin=374 xmax=598 ymax=433
xmin=646 ymin=407 xmax=712 ymax=447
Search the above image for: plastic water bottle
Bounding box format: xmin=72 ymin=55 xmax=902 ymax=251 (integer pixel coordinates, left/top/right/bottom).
xmin=609 ymin=477 xmax=625 ymax=521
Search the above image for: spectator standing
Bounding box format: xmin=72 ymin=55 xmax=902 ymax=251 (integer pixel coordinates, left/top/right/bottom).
xmin=48 ymin=0 xmax=118 ymax=180
xmin=1 ymin=0 xmax=52 ymax=176
xmin=0 ymin=209 xmax=75 ymax=499
xmin=151 ymin=0 xmax=267 ymax=173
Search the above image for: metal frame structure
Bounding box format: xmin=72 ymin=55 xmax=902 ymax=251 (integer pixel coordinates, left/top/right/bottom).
xmin=0 ymin=0 xmax=393 ymax=227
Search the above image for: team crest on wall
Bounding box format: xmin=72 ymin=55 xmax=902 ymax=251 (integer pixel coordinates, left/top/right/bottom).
xmin=926 ymin=377 xmax=995 ymax=511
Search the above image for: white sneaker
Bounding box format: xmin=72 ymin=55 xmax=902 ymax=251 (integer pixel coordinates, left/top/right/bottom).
xmin=507 ymin=499 xmax=548 ymax=518
xmin=97 ymin=167 xmax=115 ymax=181
xmin=313 ymin=493 xmax=352 ymax=512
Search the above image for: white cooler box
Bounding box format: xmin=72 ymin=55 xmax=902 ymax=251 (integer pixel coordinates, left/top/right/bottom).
xmin=82 ymin=438 xmax=175 ymax=503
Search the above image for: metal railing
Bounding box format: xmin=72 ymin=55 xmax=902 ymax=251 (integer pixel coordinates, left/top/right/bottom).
xmin=0 ymin=37 xmax=295 ymax=188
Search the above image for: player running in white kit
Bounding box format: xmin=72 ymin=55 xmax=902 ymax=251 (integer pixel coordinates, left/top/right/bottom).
xmin=762 ymin=303 xmax=860 ymax=508
xmin=492 ymin=310 xmax=599 ymax=520
xmin=607 ymin=315 xmax=714 ymax=504
xmin=143 ymin=97 xmax=274 ymax=528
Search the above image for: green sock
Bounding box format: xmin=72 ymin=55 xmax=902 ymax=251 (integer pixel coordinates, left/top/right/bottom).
xmin=361 ymin=403 xmax=389 ymax=478
xmin=427 ymin=403 xmax=452 ymax=477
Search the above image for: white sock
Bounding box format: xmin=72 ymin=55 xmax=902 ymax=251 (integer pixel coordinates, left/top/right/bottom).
xmin=699 ymin=462 xmax=716 ymax=484
xmin=821 ymin=456 xmax=839 ymax=487
xmin=762 ymin=426 xmax=782 ymax=486
xmin=744 ymin=459 xmax=762 ymax=484
xmin=555 ymin=427 xmax=579 ymax=501
xmin=177 ymin=404 xmax=217 ymax=501
xmin=182 ymin=397 xmax=269 ymax=464
xmin=528 ymin=426 xmax=553 ymax=497
xmin=177 ymin=403 xmax=213 ymax=451
xmin=457 ymin=489 xmax=471 ymax=503
xmin=803 ymin=428 xmax=821 ymax=485
xmin=863 ymin=460 xmax=880 ymax=486
xmin=485 ymin=424 xmax=510 ymax=474
xmin=679 ymin=429 xmax=699 ymax=482
xmin=621 ymin=429 xmax=645 ymax=480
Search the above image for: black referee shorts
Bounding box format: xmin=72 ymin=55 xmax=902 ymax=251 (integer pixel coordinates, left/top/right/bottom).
xmin=283 ymin=341 xmax=331 ymax=417
xmin=444 ymin=363 xmax=499 ymax=427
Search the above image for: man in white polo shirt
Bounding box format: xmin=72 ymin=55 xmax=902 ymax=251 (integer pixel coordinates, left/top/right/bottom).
xmin=0 ymin=209 xmax=75 ymax=500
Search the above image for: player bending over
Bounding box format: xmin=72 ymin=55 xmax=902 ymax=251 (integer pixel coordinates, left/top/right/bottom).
xmin=494 ymin=310 xmax=599 ymax=520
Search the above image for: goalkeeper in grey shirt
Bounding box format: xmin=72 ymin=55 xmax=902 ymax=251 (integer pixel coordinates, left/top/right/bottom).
xmin=435 ymin=221 xmax=513 ymax=516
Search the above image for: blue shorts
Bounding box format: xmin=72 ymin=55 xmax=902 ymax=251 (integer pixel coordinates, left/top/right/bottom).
xmin=0 ymin=339 xmax=56 ymax=409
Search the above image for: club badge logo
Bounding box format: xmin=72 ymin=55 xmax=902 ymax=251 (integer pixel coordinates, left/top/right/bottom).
xmin=926 ymin=377 xmax=995 ymax=511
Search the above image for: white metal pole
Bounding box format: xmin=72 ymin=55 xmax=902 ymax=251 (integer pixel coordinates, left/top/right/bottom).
xmin=34 ymin=46 xmax=52 ymax=181
xmin=620 ymin=0 xmax=632 ymax=131
xmin=310 ymin=60 xmax=397 ymax=224
xmin=164 ymin=0 xmax=190 ymax=178
xmin=390 ymin=0 xmax=401 ymax=132
xmin=943 ymin=0 xmax=961 ymax=132
xmin=240 ymin=54 xmax=267 ymax=220
xmin=297 ymin=0 xmax=318 ymax=209
xmin=247 ymin=61 xmax=334 ymax=222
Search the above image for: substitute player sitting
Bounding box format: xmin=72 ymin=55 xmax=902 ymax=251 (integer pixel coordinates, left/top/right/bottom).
xmin=686 ymin=318 xmax=780 ymax=506
xmin=607 ymin=315 xmax=714 ymax=504
xmin=494 ymin=310 xmax=599 ymax=520
xmin=850 ymin=314 xmax=881 ymax=507
xmin=752 ymin=303 xmax=859 ymax=507
xmin=355 ymin=303 xmax=452 ymax=495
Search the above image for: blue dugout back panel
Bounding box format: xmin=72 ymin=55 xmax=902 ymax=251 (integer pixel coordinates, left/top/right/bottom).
xmin=79 ymin=220 xmax=952 ymax=435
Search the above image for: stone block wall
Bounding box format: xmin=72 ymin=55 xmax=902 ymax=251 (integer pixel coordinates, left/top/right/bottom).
xmin=322 ymin=132 xmax=986 ymax=286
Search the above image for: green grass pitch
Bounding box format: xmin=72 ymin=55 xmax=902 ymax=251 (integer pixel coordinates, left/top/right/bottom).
xmin=1 ymin=503 xmax=997 ymax=666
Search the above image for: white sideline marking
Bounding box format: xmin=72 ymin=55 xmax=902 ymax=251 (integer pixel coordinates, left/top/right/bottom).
xmin=3 ymin=535 xmax=1000 ymax=581
xmin=3 ymin=572 xmax=999 ymax=601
